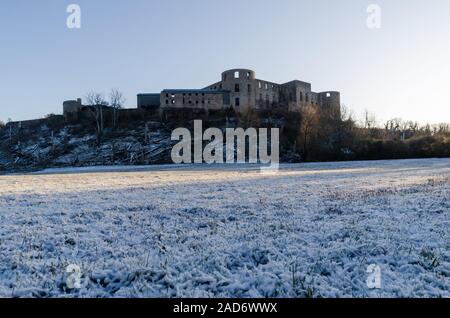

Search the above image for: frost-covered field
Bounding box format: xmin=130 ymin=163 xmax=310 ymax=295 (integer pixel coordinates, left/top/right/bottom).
xmin=0 ymin=159 xmax=449 ymax=298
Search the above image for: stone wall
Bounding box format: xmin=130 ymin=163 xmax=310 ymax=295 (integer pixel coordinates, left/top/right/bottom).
xmin=201 ymin=69 xmax=341 ymax=115
xmin=160 ymin=90 xmax=230 ymax=111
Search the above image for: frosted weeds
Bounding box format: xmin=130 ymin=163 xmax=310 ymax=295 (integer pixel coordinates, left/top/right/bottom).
xmin=0 ymin=159 xmax=448 ymax=298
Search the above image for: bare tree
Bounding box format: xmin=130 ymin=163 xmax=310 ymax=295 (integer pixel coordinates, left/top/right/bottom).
xmin=298 ymin=106 xmax=319 ymax=161
xmin=384 ymin=118 xmax=402 ymax=139
xmin=385 ymin=118 xmax=401 ymax=132
xmin=363 ymin=110 xmax=377 ymax=130
xmin=340 ymin=104 xmax=354 ymax=122
xmin=85 ymin=92 xmax=108 ymax=143
xmin=432 ymin=123 xmax=450 ymax=136
xmin=109 ymin=89 xmax=125 ymax=129
xmin=238 ymin=106 xmax=261 ymax=129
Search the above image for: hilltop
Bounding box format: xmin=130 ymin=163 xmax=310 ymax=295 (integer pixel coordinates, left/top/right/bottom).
xmin=0 ymin=107 xmax=449 ymax=173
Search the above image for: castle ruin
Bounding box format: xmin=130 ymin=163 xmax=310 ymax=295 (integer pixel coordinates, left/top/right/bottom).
xmin=137 ymin=68 xmax=341 ymax=115
xmin=60 ymin=68 xmax=341 ymax=121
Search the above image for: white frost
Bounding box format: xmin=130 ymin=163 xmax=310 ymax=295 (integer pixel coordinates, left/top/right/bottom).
xmin=0 ymin=158 xmax=448 ymax=298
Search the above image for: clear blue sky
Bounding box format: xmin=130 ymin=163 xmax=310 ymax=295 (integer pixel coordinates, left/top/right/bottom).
xmin=1 ymin=0 xmax=449 ymax=124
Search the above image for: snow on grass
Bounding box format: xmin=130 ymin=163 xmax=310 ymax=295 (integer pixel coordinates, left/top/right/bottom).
xmin=0 ymin=158 xmax=448 ymax=298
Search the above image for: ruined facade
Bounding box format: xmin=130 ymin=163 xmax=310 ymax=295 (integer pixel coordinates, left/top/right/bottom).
xmin=62 ymin=98 xmax=83 ymax=120
xmin=138 ymin=68 xmax=341 ymax=114
xmin=62 ymin=69 xmax=341 ymax=120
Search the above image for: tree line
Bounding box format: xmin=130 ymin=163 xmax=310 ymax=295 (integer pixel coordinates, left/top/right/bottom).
xmin=238 ymin=105 xmax=449 ymax=162
xmin=79 ymin=89 xmax=126 ymax=144
xmin=1 ymin=98 xmax=449 ymax=163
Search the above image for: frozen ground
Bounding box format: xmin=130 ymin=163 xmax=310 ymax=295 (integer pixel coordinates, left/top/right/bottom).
xmin=0 ymin=158 xmax=448 ymax=298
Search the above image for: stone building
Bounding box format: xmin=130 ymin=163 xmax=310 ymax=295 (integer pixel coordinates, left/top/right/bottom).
xmin=138 ymin=68 xmax=341 ymax=115
xmin=63 ymin=98 xmax=83 ymax=116
xmin=62 ymin=98 xmax=112 ymax=122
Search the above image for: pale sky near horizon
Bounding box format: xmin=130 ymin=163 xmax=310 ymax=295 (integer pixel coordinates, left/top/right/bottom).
xmin=0 ymin=0 xmax=449 ymax=124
